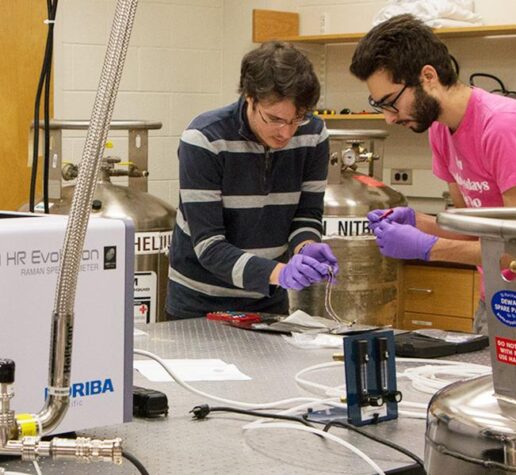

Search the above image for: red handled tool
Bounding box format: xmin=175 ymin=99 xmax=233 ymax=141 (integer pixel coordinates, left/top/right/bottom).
xmin=379 ymin=208 xmax=394 ymax=220
xmin=206 ymin=311 xmax=262 ymax=327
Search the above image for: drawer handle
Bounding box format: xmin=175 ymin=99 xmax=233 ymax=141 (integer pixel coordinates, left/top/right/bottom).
xmin=407 ymin=288 xmax=433 ymax=294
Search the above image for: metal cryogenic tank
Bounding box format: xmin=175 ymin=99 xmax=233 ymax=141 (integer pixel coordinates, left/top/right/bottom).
xmin=23 ymin=120 xmax=175 ymax=323
xmin=425 ymin=208 xmax=516 ymax=474
xmin=289 ymin=129 xmax=406 ymax=326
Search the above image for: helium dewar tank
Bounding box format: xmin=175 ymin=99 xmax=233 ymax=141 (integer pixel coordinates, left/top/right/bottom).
xmin=22 ymin=120 xmax=176 ymax=323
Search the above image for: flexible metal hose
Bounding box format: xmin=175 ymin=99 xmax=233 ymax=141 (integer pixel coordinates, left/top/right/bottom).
xmin=36 ymin=0 xmax=139 ymax=434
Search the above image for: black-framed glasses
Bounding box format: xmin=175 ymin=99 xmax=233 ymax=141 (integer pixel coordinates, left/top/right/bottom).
xmin=258 ymin=106 xmax=312 ymax=129
xmin=368 ymin=84 xmax=408 ymax=113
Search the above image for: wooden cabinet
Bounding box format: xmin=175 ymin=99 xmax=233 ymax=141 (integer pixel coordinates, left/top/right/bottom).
xmin=399 ymin=264 xmax=480 ymax=332
xmin=1 ymin=2 xmax=52 ymax=210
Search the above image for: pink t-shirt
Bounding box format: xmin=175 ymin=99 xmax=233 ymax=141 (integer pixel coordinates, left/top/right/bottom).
xmin=431 ymin=87 xmax=516 ymax=206
xmin=429 ymin=87 xmax=516 ymax=298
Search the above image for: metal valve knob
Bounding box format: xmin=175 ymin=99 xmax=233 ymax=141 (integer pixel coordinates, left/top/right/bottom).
xmin=368 ymin=394 xmax=384 ymax=407
xmin=509 ymin=260 xmax=516 ymax=274
xmin=385 ymin=390 xmax=403 ymax=403
xmin=0 ymin=359 xmax=15 ymax=384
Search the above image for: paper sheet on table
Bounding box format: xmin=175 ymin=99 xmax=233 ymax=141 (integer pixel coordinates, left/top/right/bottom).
xmin=133 ymin=358 xmax=251 ymax=382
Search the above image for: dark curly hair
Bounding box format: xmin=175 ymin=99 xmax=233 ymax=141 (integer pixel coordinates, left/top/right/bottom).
xmin=350 ymin=14 xmax=457 ymax=87
xmin=239 ymin=41 xmax=320 ymax=112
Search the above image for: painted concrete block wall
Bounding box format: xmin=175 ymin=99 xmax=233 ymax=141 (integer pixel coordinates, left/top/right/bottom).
xmin=54 ymin=0 xmax=224 ymax=208
xmin=222 ymin=0 xmax=297 ymax=104
xmin=295 ymin=0 xmax=516 ymax=207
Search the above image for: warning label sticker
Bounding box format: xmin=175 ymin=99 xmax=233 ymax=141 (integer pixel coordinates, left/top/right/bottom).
xmin=134 ymin=271 xmax=157 ymax=324
xmin=495 ymin=337 xmax=516 ymax=365
xmin=491 ymin=290 xmax=516 ymax=327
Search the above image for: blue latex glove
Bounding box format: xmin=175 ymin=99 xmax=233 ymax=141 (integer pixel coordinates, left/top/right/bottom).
xmin=373 ymin=221 xmax=438 ymax=261
xmin=368 ymin=207 xmax=416 ymax=232
xmin=299 ymin=243 xmax=340 ymax=277
xmin=278 ymin=254 xmax=329 ymax=290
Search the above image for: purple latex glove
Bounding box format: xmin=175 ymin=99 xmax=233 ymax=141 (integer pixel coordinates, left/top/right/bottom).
xmin=278 ymin=254 xmax=329 ymax=291
xmin=373 ymin=221 xmax=438 ymax=261
xmin=368 ymin=207 xmax=416 ymax=232
xmin=299 ymin=243 xmax=340 ymax=277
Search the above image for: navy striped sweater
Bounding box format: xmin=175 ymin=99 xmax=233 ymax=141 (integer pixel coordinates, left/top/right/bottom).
xmin=166 ymin=97 xmax=329 ymax=318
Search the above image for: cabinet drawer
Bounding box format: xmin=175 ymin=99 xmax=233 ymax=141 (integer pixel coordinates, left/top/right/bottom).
xmin=403 ymin=312 xmax=473 ymax=332
xmin=403 ymin=265 xmax=474 ymax=318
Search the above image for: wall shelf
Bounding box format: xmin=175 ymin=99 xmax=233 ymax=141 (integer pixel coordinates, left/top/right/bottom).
xmin=253 ymin=9 xmax=516 ymax=44
xmin=252 ymin=10 xmax=516 ymax=122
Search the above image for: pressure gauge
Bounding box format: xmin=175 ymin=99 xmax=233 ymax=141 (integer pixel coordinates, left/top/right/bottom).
xmin=342 ymin=148 xmax=357 ymax=167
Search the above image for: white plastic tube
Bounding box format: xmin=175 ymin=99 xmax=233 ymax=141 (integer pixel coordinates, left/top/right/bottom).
xmin=134 ymin=349 xmax=320 ymax=409
xmin=243 ymin=421 xmax=386 ymax=475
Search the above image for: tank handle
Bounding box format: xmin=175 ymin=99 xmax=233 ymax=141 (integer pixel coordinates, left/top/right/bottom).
xmin=437 ymin=207 xmax=516 ymax=239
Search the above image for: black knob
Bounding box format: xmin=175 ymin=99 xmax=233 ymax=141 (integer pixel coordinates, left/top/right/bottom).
xmin=92 ymin=199 xmax=102 ymax=211
xmin=369 ymin=395 xmax=384 ymax=407
xmin=0 ymin=359 xmax=15 ymax=384
xmin=381 ymin=391 xmax=403 ymax=403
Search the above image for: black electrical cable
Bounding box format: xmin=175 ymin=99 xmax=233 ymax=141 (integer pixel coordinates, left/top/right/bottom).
xmin=469 ymin=72 xmax=516 ymax=98
xmin=30 ymin=0 xmax=58 ymax=213
xmin=321 ymin=420 xmax=425 ymax=469
xmin=470 ymin=72 xmax=506 ymax=91
xmin=29 ymin=18 xmax=51 ymax=212
xmin=122 ymin=450 xmax=151 ymax=475
xmin=190 ymin=404 xmax=315 ymax=427
xmin=43 ymin=1 xmax=58 ymax=214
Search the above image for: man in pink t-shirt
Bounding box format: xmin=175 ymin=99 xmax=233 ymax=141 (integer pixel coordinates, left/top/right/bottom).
xmin=350 ymin=14 xmax=516 ymax=334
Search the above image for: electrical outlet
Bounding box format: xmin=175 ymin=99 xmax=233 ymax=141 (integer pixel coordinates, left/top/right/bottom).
xmin=319 ymin=13 xmax=328 ymax=34
xmin=391 ymin=168 xmax=413 ymax=185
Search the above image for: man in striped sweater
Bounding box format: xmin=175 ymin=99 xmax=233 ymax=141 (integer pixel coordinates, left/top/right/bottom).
xmin=166 ymin=41 xmax=339 ymax=319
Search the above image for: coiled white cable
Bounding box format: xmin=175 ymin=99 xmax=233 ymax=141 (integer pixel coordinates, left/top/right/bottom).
xmin=293 ymin=357 xmax=490 ymax=419
xmin=398 ymin=360 xmax=490 ymax=394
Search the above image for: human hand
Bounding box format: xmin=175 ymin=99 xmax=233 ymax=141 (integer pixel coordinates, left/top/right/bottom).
xmin=373 ymin=221 xmax=438 ymax=261
xmin=367 ymin=207 xmax=416 ymax=232
xmin=299 ymin=243 xmax=340 ymax=277
xmin=278 ymin=254 xmax=329 ymax=290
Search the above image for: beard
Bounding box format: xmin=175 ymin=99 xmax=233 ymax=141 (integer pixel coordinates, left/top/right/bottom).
xmin=409 ymin=85 xmax=442 ymax=133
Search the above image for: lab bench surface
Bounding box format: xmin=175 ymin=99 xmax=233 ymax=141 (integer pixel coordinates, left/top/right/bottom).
xmin=1 ymin=319 xmax=491 ymax=475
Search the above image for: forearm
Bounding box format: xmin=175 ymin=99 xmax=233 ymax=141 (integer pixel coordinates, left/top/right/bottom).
xmin=428 ymin=238 xmax=482 ymax=266
xmin=416 ymin=211 xmax=477 ymax=241
xmin=269 ymin=263 xmax=285 ymax=285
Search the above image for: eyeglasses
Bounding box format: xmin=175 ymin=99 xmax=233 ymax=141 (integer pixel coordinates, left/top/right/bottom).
xmin=257 ymin=106 xmax=312 ymax=129
xmin=368 ymin=84 xmax=408 ymax=113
